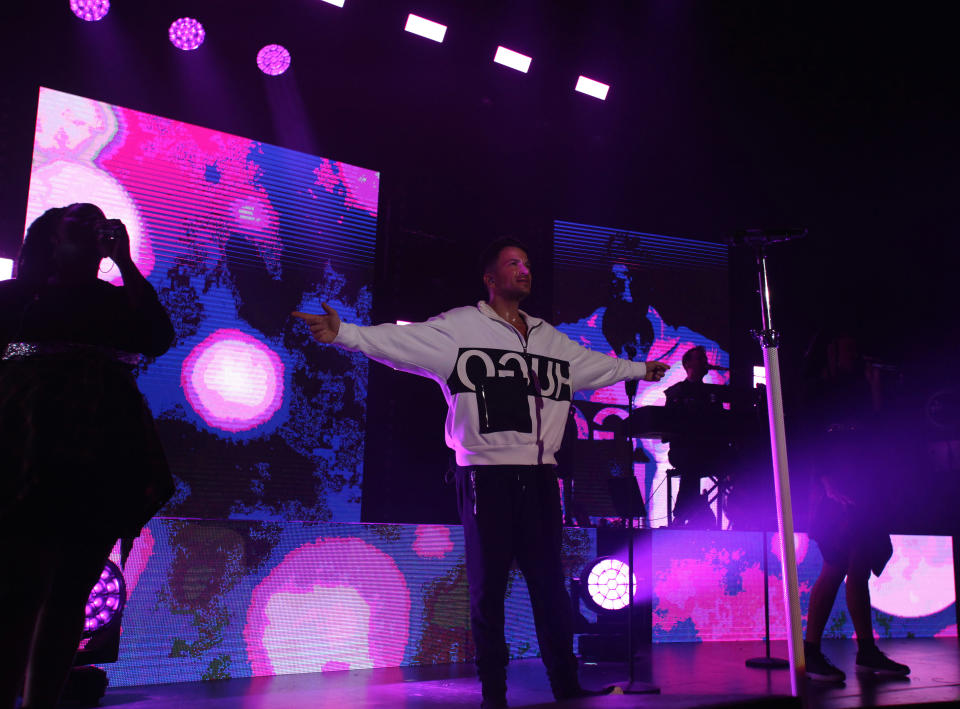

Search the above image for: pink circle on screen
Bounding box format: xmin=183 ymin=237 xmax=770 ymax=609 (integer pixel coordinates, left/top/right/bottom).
xmin=244 ymin=537 xmax=411 ymax=674
xmin=413 ymin=525 xmax=454 ymax=559
xmin=181 ymin=329 xmax=284 ymax=432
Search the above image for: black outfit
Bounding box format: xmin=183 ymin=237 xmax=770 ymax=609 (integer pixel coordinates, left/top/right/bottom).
xmin=804 ymin=371 xmax=893 ymax=575
xmin=0 ymin=278 xmax=175 ymax=540
xmin=455 ymin=465 xmax=579 ymax=701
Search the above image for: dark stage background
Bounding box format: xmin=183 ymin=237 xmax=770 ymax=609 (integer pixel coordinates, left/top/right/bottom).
xmin=2 ymin=1 xmax=958 ymax=530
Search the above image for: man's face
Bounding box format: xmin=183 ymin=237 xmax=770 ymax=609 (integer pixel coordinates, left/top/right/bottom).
xmin=486 ymin=246 xmax=531 ymax=300
xmin=685 ymin=348 xmax=709 ymax=380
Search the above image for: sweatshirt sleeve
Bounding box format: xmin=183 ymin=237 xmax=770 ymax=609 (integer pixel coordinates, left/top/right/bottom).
xmin=554 ymin=327 xmax=647 ymax=393
xmin=333 ymin=313 xmax=459 ymax=380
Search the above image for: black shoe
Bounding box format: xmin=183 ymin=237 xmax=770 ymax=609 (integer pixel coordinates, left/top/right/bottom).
xmin=553 ymin=684 xmax=620 ymax=701
xmin=855 ymin=646 xmax=910 ymax=676
xmin=805 ymin=642 xmax=845 ymax=682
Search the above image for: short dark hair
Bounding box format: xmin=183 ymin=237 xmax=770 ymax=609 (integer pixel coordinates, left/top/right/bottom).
xmin=479 ymin=237 xmax=529 ymax=276
xmin=681 ymin=345 xmax=706 ymax=370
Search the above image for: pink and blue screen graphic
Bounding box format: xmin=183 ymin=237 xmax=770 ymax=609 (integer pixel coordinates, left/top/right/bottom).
xmin=552 ymin=221 xmax=730 ymax=526
xmin=99 ymin=522 xmax=952 ymax=686
xmin=97 ymin=519 xmax=596 ymax=685
xmin=25 ymin=87 xmax=379 ymax=522
xmin=653 ymin=531 xmax=956 ymax=642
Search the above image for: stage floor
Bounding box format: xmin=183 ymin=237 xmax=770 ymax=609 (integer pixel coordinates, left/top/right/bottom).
xmin=95 ymin=638 xmax=960 ymax=708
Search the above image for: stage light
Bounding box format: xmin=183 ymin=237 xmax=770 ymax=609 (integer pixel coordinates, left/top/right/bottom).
xmin=404 ymin=14 xmax=446 ymax=43
xmin=169 ymin=18 xmax=205 ymax=51
xmin=575 ymin=75 xmax=609 ymax=101
xmin=396 ymin=320 xmax=412 ymax=326
xmin=493 ymin=46 xmax=531 ymax=74
xmin=258 ymin=44 xmax=292 ymax=76
xmin=70 ymin=0 xmax=109 ymax=22
xmin=320 ymin=0 xmax=346 ymax=6
xmin=83 ymin=560 xmax=126 ymax=636
xmin=0 ymin=258 xmax=12 ymax=281
xmin=581 ymin=556 xmax=636 ymax=612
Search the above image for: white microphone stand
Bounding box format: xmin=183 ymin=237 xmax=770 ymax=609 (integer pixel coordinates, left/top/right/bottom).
xmin=735 ymin=229 xmax=808 ymax=696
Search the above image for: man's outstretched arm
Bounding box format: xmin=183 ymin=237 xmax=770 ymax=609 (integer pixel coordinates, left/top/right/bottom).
xmin=292 ymin=303 xmax=457 ymax=380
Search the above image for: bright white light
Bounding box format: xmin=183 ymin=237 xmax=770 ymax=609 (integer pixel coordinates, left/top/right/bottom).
xmin=396 ymin=320 xmax=412 ymax=326
xmin=0 ymin=258 xmax=13 ymax=281
xmin=405 ymin=14 xmax=446 ymax=43
xmin=753 ymin=365 xmax=766 ymax=388
xmin=575 ymin=75 xmax=609 ymax=100
xmin=494 ymin=46 xmax=531 ymax=73
xmin=320 ymin=0 xmax=345 ymax=6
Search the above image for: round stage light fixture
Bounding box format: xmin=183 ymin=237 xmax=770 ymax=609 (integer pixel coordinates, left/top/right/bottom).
xmin=257 ymin=44 xmax=291 ymax=76
xmin=70 ymin=0 xmax=109 ymax=22
xmin=169 ymin=17 xmax=205 ymax=51
xmin=83 ymin=560 xmax=126 ymax=636
xmin=580 ymin=556 xmax=636 ymax=613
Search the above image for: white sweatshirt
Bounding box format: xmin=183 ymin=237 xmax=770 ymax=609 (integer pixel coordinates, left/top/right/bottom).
xmin=334 ymin=301 xmax=648 ymax=467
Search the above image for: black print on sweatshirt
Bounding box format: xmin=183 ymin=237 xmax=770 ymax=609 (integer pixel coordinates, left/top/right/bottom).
xmin=447 ymin=348 xmax=573 ymax=432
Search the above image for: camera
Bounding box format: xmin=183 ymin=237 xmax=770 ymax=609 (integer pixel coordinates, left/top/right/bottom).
xmin=99 ymin=221 xmax=123 ymax=242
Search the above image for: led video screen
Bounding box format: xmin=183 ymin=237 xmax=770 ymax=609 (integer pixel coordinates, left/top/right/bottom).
xmin=552 ymin=221 xmax=730 ymax=526
xmin=100 ymin=520 xmax=596 ymax=685
xmin=25 ymin=87 xmax=379 ymax=522
xmin=653 ymin=531 xmax=956 ymax=642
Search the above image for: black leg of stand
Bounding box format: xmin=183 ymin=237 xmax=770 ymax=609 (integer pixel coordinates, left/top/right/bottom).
xmin=619 ymin=389 xmax=659 ymax=694
xmin=746 ymin=530 xmax=789 ymax=669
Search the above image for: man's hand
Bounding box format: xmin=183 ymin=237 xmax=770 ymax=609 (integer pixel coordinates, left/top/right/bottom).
xmin=642 ymin=360 xmax=669 ymax=382
xmin=292 ymin=303 xmax=341 ymax=344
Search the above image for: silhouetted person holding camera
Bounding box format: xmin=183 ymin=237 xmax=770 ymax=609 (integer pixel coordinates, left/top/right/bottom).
xmin=0 ymin=204 xmax=174 ymax=709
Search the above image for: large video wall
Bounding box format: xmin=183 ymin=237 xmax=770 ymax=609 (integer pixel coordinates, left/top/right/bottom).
xmin=97 ymin=523 xmax=952 ymax=686
xmin=26 ymin=87 xmax=378 ymax=522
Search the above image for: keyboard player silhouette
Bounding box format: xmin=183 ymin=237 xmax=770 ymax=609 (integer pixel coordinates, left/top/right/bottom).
xmin=662 ymin=346 xmax=733 ymax=528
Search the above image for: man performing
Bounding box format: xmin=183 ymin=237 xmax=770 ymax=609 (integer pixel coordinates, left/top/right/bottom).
xmin=294 ymin=238 xmax=668 ymax=708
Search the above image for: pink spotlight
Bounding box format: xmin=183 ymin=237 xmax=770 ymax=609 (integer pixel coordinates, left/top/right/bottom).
xmin=70 ymin=0 xmax=109 ymax=21
xmin=404 ymin=14 xmax=447 ymax=43
xmin=575 ymin=75 xmax=610 ymax=101
xmin=181 ymin=329 xmax=284 ymax=432
xmin=169 ymin=18 xmax=205 ymax=51
xmin=493 ymin=46 xmax=531 ymax=73
xmin=257 ymin=44 xmax=291 ymax=76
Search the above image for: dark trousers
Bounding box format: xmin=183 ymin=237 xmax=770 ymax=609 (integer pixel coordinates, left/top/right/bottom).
xmin=455 ymin=464 xmax=579 ymax=696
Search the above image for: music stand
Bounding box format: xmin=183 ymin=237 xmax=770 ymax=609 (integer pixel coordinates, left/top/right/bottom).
xmin=614 ymin=381 xmax=659 ymax=695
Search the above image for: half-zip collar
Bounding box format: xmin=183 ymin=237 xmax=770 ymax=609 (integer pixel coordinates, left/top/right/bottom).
xmin=477 ymin=300 xmax=543 ymax=350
